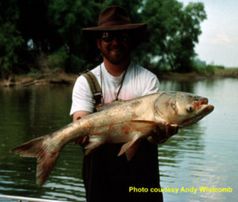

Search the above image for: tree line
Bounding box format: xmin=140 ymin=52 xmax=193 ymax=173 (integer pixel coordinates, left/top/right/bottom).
xmin=0 ymin=0 xmax=206 ymax=78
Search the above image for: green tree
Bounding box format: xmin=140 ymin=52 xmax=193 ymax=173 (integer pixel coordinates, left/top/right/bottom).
xmin=140 ymin=0 xmax=206 ymax=72
xmin=17 ymin=0 xmax=57 ymax=72
xmin=0 ymin=0 xmax=23 ymax=77
xmin=48 ymin=0 xmax=102 ymax=72
xmin=0 ymin=0 xmax=206 ymax=76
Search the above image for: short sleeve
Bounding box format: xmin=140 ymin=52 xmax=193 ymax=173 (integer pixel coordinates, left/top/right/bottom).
xmin=69 ymin=75 xmax=95 ymax=115
xmin=140 ymin=69 xmax=160 ymax=96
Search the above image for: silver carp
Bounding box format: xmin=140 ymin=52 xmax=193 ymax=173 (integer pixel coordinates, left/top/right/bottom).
xmin=12 ymin=91 xmax=214 ymax=185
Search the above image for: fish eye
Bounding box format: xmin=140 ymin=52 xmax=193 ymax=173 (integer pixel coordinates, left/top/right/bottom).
xmin=171 ymin=102 xmax=177 ymax=111
xmin=186 ymin=105 xmax=194 ymax=113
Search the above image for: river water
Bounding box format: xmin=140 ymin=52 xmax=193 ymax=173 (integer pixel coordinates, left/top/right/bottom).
xmin=0 ymin=78 xmax=237 ymax=202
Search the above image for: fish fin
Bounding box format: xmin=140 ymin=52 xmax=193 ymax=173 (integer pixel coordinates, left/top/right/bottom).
xmin=125 ymin=141 xmax=141 ymax=161
xmin=84 ymin=140 xmax=103 ymax=155
xmin=125 ymin=120 xmax=158 ymax=135
xmin=12 ymin=136 xmax=60 ymax=186
xmin=118 ymin=134 xmax=141 ymax=160
xmin=12 ymin=136 xmax=45 ymax=158
xmin=129 ymin=120 xmax=159 ymax=133
xmin=118 ymin=142 xmax=131 ymax=157
xmin=36 ymin=148 xmax=60 ymax=186
xmin=117 ymin=121 xmax=158 ymax=160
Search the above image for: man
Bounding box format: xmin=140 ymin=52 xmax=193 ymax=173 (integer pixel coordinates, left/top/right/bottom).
xmin=70 ymin=5 xmax=172 ymax=202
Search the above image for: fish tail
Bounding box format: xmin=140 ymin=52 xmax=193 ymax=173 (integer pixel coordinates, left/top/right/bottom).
xmin=12 ymin=136 xmax=45 ymax=157
xmin=12 ymin=136 xmax=60 ymax=186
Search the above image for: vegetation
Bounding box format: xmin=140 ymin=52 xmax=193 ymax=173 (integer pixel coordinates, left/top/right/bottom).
xmin=0 ymin=0 xmax=207 ymax=78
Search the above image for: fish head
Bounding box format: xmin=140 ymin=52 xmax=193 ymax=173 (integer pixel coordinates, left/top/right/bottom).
xmin=154 ymin=92 xmax=214 ymax=127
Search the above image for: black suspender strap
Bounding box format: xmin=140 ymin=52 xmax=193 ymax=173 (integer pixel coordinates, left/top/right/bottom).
xmin=83 ymin=72 xmax=102 ymax=108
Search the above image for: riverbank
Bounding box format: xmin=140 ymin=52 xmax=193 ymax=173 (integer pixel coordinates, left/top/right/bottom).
xmin=157 ymin=67 xmax=238 ymax=81
xmin=1 ymin=68 xmax=238 ymax=88
xmin=0 ymin=71 xmax=78 ymax=87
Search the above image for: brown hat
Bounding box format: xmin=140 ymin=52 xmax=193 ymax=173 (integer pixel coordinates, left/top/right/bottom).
xmin=83 ymin=5 xmax=147 ymax=32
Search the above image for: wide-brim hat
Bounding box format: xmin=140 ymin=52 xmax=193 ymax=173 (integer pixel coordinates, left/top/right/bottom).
xmin=82 ymin=5 xmax=147 ymax=32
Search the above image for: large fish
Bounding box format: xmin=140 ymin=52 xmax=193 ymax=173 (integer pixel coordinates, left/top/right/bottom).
xmin=12 ymin=91 xmax=214 ymax=185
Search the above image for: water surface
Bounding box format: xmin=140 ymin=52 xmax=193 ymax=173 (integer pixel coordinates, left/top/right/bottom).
xmin=0 ymin=79 xmax=237 ymax=202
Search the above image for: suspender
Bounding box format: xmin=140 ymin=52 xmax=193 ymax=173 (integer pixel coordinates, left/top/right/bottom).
xmin=82 ymin=72 xmax=102 ymax=109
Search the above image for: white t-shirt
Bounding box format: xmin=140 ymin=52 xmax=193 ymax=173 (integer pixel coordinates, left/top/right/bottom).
xmin=70 ymin=62 xmax=160 ymax=115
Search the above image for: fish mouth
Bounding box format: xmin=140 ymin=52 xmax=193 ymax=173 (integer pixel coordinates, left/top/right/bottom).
xmin=181 ymin=104 xmax=214 ymax=127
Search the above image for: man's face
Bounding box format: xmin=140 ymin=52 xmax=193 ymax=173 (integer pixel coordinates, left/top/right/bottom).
xmin=97 ymin=31 xmax=131 ymax=65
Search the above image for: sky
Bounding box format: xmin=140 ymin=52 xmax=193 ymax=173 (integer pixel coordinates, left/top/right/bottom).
xmin=179 ymin=0 xmax=238 ymax=67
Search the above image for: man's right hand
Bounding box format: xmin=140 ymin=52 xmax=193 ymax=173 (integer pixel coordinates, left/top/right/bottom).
xmin=147 ymin=123 xmax=179 ymax=144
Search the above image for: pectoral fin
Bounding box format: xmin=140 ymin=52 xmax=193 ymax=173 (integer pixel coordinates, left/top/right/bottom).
xmin=117 ymin=121 xmax=155 ymax=161
xmin=84 ymin=136 xmax=105 ymax=155
xmin=122 ymin=120 xmax=158 ymax=136
xmin=118 ymin=134 xmax=141 ymax=161
xmin=124 ymin=140 xmax=141 ymax=161
xmin=116 ymin=120 xmax=158 ymax=160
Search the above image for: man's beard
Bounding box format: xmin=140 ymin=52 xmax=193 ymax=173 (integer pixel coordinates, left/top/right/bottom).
xmin=101 ymin=45 xmax=130 ymax=65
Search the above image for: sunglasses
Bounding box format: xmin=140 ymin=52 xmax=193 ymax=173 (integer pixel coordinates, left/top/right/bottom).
xmin=100 ymin=31 xmax=130 ymax=43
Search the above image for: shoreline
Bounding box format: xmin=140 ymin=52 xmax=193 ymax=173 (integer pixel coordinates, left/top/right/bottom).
xmin=1 ymin=69 xmax=238 ymax=88
xmin=0 ymin=72 xmax=78 ymax=88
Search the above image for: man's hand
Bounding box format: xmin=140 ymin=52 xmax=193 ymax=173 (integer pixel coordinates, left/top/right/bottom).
xmin=147 ymin=124 xmax=179 ymax=144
